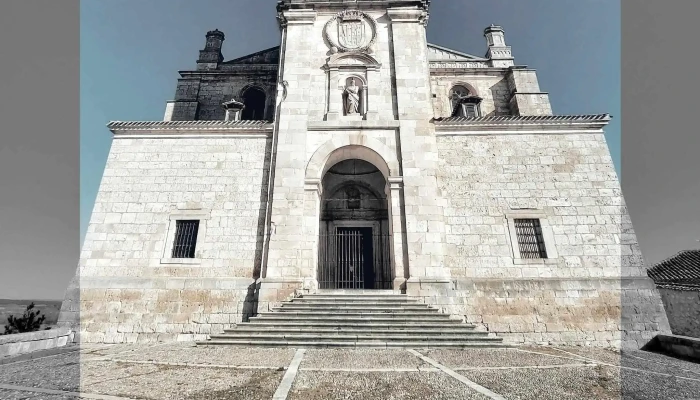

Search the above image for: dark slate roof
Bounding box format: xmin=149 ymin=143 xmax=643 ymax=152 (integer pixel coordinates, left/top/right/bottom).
xmin=647 ymin=250 xmax=700 ymax=286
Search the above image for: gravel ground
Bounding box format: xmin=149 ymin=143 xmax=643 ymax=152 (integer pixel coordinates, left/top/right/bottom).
xmin=0 ymin=389 xmax=73 ymax=399
xmin=619 ymin=368 xmax=700 ymax=400
xmin=120 ymin=343 xmax=296 ymax=368
xmin=1 ymin=344 xmax=699 ymax=399
xmin=421 ymin=348 xmax=590 ymax=369
xmin=0 ymin=351 xmax=80 ymax=392
xmin=521 ymin=345 xmax=623 ymax=366
xmin=83 ymin=364 xmax=284 ymax=400
xmin=288 ymin=371 xmax=492 ymax=400
xmin=301 ymin=348 xmax=428 ymax=370
xmin=463 ymin=365 xmax=621 ymax=400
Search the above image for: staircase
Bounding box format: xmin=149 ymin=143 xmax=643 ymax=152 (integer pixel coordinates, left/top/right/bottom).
xmin=196 ymin=291 xmax=507 ymax=348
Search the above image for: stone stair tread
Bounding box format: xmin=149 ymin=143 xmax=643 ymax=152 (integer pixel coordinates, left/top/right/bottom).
xmin=224 ymin=328 xmax=483 ymax=334
xmin=210 ymin=334 xmax=500 ymax=341
xmin=243 ymin=321 xmax=474 ymax=327
xmin=197 ymin=340 xmax=511 ymax=348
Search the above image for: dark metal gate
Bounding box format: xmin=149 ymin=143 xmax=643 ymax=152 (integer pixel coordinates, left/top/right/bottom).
xmin=318 ymin=228 xmax=392 ymax=290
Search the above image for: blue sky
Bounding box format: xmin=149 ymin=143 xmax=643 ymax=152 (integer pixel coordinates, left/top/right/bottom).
xmin=81 ymin=0 xmax=620 ymax=246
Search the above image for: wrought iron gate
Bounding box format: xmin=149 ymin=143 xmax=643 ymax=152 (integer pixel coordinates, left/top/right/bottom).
xmin=318 ymin=228 xmax=392 ymax=290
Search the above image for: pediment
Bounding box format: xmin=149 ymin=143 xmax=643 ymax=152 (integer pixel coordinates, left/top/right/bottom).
xmin=223 ymin=46 xmax=280 ymax=65
xmin=427 ymin=43 xmax=487 ymax=62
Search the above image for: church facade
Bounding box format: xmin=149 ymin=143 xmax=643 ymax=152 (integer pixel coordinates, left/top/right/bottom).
xmin=59 ymin=0 xmax=670 ymax=349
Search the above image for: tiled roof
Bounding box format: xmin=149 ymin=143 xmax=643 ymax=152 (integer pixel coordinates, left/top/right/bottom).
xmin=434 ymin=114 xmax=611 ymax=124
xmin=108 ymin=120 xmax=272 ymax=130
xmin=647 ymin=249 xmax=700 ymax=285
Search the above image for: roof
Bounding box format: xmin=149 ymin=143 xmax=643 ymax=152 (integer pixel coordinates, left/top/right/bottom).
xmin=427 ymin=43 xmax=487 ymax=62
xmin=647 ymin=250 xmax=700 ymax=288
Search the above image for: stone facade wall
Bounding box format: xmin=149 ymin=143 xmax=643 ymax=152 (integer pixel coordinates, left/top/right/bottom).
xmin=60 ymin=136 xmax=272 ymax=343
xmin=657 ymin=287 xmax=700 ymax=338
xmin=171 ymin=74 xmax=278 ymax=121
xmin=429 ymin=75 xmax=511 ymax=118
xmin=435 ymin=132 xmax=670 ymax=348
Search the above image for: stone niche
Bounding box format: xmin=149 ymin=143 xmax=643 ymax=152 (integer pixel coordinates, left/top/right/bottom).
xmin=324 ymin=52 xmax=381 ymax=121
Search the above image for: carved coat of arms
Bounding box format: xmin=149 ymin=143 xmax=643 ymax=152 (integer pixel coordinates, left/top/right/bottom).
xmin=324 ymin=10 xmax=377 ymax=53
xmin=338 ymin=11 xmax=365 ymax=50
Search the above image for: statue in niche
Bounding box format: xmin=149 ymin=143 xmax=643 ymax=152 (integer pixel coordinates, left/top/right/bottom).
xmin=344 ymin=78 xmax=361 ymax=115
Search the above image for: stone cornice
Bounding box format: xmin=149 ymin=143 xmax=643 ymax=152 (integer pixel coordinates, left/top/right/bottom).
xmin=387 ymin=7 xmax=429 ymax=24
xmin=107 ymin=120 xmax=274 ymax=137
xmin=178 ymin=66 xmax=278 ymax=77
xmin=277 ymin=0 xmax=430 ymax=12
xmin=433 ymin=114 xmax=612 ymax=134
xmin=307 ymin=120 xmax=400 ymax=131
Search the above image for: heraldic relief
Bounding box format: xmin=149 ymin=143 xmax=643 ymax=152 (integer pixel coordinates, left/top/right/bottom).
xmin=324 ymin=10 xmax=379 ymax=119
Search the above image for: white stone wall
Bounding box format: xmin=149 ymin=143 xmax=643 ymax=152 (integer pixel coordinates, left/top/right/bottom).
xmin=66 ymin=136 xmax=271 ymax=343
xmin=435 ymin=132 xmax=670 ymax=348
xmin=657 ymin=287 xmax=700 ymax=338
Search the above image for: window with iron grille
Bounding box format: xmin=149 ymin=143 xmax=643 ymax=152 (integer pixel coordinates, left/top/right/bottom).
xmin=171 ymin=220 xmax=200 ymax=259
xmin=514 ymin=218 xmax=548 ymax=259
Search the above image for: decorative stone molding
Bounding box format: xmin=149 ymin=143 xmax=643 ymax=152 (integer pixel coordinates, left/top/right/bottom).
xmin=305 ymin=135 xmax=400 ymax=181
xmin=433 ymin=114 xmax=612 ymax=134
xmin=387 ymin=8 xmax=429 ymax=25
xmin=281 ymin=9 xmax=317 ymax=26
xmin=107 ymin=120 xmax=274 ymax=137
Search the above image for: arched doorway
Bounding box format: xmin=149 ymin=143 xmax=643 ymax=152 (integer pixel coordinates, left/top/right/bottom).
xmin=318 ymin=159 xmax=392 ymax=290
xmin=241 ymin=87 xmax=266 ymax=120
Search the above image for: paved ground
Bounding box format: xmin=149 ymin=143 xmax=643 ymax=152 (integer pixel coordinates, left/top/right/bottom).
xmin=1 ymin=344 xmax=699 ymax=399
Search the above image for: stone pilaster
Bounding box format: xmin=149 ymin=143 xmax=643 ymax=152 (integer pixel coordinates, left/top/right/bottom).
xmin=259 ymin=9 xmax=318 ymax=306
xmin=387 ymin=7 xmax=452 ymax=292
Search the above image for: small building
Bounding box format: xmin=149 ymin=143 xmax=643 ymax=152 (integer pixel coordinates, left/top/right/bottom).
xmin=647 ymin=250 xmax=700 ymax=338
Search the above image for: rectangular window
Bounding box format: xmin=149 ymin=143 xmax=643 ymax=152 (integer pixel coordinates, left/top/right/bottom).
xmin=171 ymin=220 xmax=200 ymax=259
xmin=514 ymin=218 xmax=548 ymax=259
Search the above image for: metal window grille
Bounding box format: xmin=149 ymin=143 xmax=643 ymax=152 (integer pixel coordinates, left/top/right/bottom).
xmin=514 ymin=219 xmax=548 ymax=259
xmin=171 ymin=220 xmax=200 ymax=259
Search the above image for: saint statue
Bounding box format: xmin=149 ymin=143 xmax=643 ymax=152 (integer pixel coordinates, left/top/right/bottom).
xmin=344 ymin=79 xmax=361 ymax=115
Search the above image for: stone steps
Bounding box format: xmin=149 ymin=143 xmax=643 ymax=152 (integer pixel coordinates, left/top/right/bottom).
xmin=197 ymin=292 xmax=505 ymax=348
xmin=237 ymin=322 xmax=477 ymax=329
xmin=223 ymin=328 xmax=483 ymax=335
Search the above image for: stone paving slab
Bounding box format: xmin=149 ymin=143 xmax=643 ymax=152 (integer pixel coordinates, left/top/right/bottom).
xmin=83 ymin=364 xmax=284 ymax=400
xmin=300 ymin=348 xmax=428 ymax=370
xmin=420 ymin=348 xmax=589 ymax=369
xmin=288 ymin=371 xmax=492 ymax=400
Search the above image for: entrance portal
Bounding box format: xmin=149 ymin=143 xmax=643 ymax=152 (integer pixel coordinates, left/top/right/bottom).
xmin=318 ymin=159 xmax=392 ymax=290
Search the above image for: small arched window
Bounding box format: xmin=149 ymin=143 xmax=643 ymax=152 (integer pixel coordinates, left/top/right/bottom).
xmin=450 ymin=85 xmax=471 ymax=110
xmin=241 ymin=87 xmax=266 ymax=121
